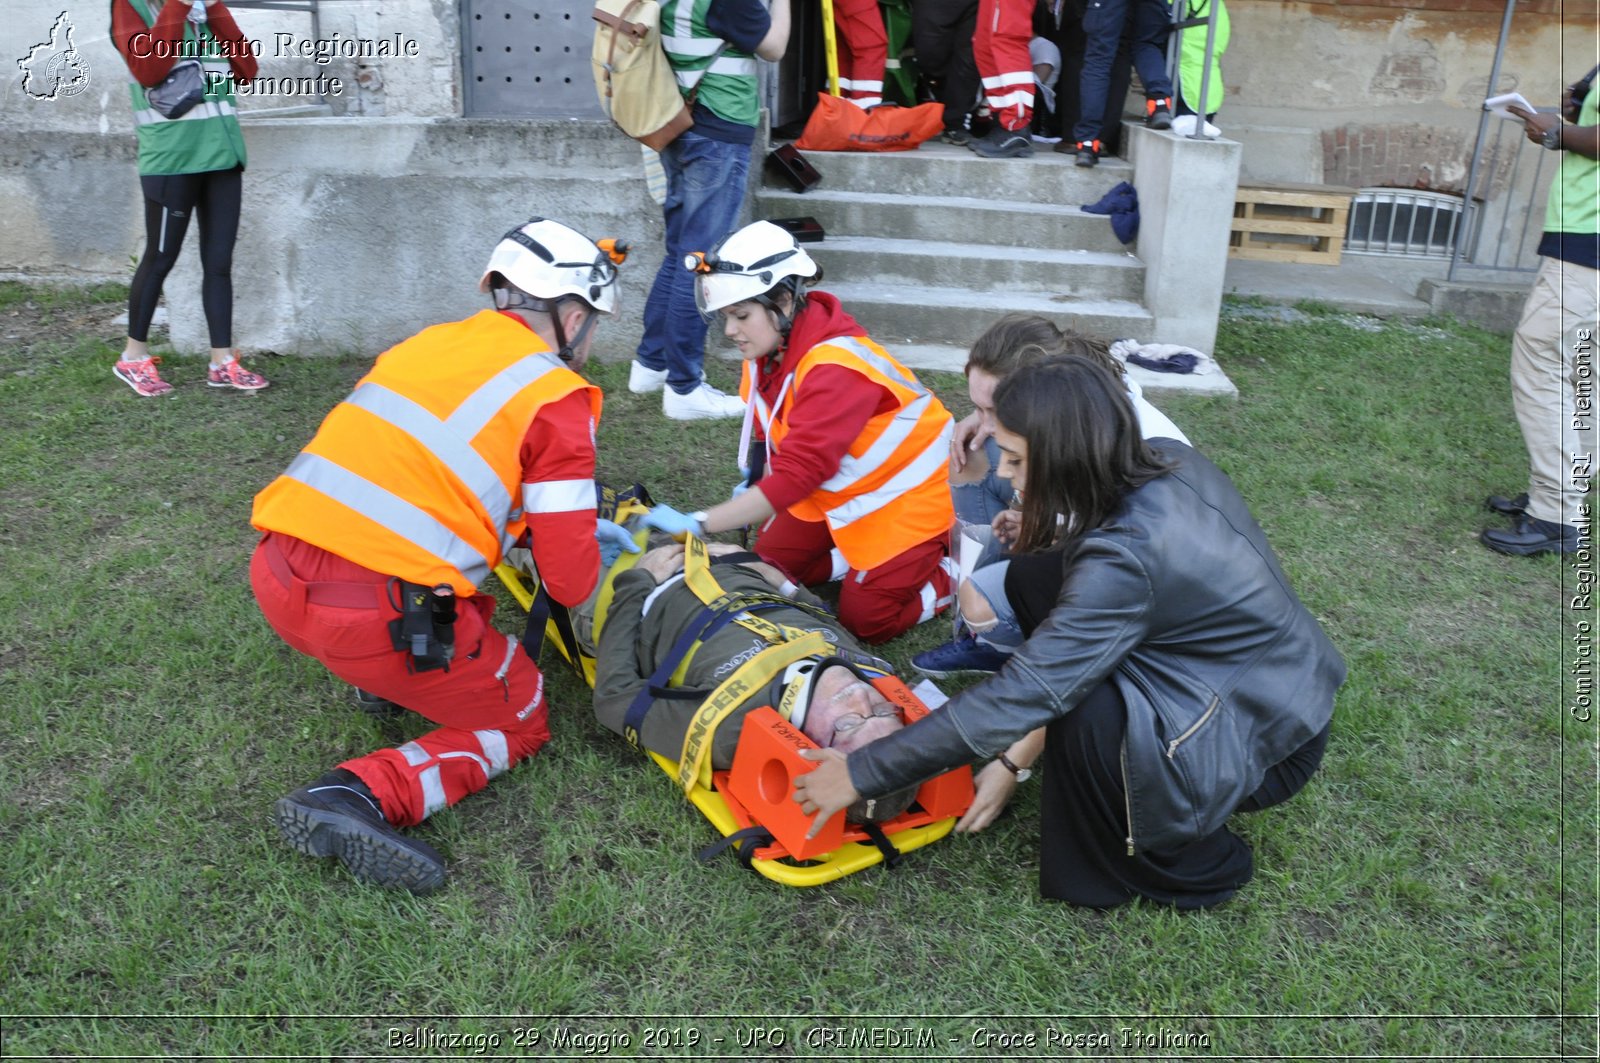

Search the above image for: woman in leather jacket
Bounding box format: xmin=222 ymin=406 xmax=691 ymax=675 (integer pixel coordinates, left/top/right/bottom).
xmin=796 ymin=355 xmax=1344 ymax=908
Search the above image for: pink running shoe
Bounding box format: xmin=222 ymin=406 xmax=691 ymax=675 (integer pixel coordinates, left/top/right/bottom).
xmin=113 ymin=356 xmax=175 ymax=397
xmin=207 ymin=354 xmax=270 ymax=391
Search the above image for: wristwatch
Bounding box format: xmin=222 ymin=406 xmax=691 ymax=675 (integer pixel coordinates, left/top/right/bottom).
xmin=1542 ymin=123 xmax=1564 ymax=151
xmin=689 ymin=510 xmax=710 ymax=534
xmin=996 ymin=752 xmax=1032 ymax=783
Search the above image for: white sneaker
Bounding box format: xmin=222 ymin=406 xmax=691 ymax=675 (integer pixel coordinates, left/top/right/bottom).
xmin=628 ymin=360 xmax=668 ymax=394
xmin=663 ymin=381 xmax=745 ymax=420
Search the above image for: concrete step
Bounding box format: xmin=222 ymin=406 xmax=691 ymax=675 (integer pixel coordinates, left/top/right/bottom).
xmin=823 ymin=280 xmax=1154 ymax=350
xmin=883 ymin=343 xmax=1237 ymax=400
xmin=755 ymin=188 xmax=1132 ymax=253
xmin=768 ymin=138 xmax=1134 ymax=204
xmin=809 ymin=235 xmax=1144 ymax=300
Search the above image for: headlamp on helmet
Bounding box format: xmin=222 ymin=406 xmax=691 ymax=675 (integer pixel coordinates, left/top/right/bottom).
xmin=688 ymin=220 xmax=820 ymax=325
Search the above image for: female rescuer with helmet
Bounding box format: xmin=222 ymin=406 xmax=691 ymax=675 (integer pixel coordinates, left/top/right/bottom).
xmin=249 ymin=218 xmax=640 ymax=895
xmin=642 ymin=221 xmax=957 ymax=645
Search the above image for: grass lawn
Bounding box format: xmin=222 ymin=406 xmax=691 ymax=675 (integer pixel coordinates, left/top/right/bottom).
xmin=0 ymin=282 xmax=1593 ymax=1058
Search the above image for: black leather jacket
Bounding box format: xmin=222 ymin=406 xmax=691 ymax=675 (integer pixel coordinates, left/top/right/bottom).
xmin=850 ymin=442 xmax=1345 ymax=852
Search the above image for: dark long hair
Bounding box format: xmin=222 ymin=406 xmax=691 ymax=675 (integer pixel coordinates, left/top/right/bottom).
xmin=993 ymin=356 xmax=1174 ymax=553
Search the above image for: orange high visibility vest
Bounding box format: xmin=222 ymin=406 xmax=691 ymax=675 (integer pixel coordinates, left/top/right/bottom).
xmin=745 ymin=335 xmax=954 ymax=571
xmin=252 ymin=310 xmax=602 ymax=595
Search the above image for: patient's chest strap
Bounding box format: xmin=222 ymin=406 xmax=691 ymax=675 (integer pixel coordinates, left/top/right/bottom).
xmin=676 ymin=629 xmax=832 ymax=792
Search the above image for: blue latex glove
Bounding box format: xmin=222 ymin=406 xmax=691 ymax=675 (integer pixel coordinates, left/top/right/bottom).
xmin=595 ymin=518 xmax=642 ymax=569
xmin=730 ymin=466 xmax=751 ymax=500
xmin=642 ymin=504 xmax=705 ymax=541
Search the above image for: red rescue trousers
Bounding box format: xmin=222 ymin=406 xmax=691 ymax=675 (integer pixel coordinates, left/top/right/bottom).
xmin=251 ymin=533 xmax=551 ymax=828
xmin=975 ymin=0 xmax=1034 ymax=130
xmin=754 ymin=511 xmax=953 ymax=644
xmin=832 ymin=0 xmax=888 ymax=108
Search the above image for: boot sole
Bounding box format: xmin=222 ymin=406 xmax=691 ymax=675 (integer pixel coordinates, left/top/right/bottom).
xmin=1477 ymin=530 xmax=1576 ymax=557
xmin=274 ymin=797 xmax=447 ymax=894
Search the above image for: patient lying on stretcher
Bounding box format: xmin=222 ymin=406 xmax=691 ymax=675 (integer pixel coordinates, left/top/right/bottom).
xmin=588 ymin=541 xmax=921 ymax=824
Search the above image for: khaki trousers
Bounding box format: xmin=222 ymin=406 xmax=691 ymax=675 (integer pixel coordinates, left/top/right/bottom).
xmin=1510 ymin=256 xmax=1598 ymax=525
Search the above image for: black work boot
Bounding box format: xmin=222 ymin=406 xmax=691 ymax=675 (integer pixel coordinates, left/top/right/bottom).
xmin=1479 ymin=514 xmax=1581 ymax=556
xmin=352 ymin=687 xmax=404 ymax=719
xmin=274 ymin=768 xmax=447 ymax=894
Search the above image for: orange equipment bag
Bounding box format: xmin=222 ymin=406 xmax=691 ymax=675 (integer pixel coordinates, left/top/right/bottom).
xmin=793 ymin=94 xmax=944 ymax=153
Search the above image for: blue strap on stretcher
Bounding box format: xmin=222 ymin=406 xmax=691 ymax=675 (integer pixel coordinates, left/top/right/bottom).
xmin=620 ymin=597 xmax=798 ymax=747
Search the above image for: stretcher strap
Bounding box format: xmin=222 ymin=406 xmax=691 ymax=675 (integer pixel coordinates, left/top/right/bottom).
xmin=621 ymin=597 xmax=797 ymax=746
xmin=859 ymin=821 xmax=904 ymax=869
xmin=695 ymin=825 xmax=775 ymax=870
xmin=678 ymin=630 xmax=831 ymax=792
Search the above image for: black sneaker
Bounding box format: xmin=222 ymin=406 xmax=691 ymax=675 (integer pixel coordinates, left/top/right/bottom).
xmin=274 ymin=768 xmax=447 ymax=894
xmin=970 ymin=125 xmax=1033 ymax=158
xmin=940 ymin=126 xmax=972 ymax=146
xmin=1145 ymin=97 xmax=1174 ymax=130
xmin=1074 ymin=139 xmax=1101 ymax=167
xmin=1479 ymin=514 xmax=1580 ymax=556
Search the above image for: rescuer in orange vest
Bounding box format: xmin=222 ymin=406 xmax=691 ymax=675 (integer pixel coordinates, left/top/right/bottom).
xmin=249 ymin=218 xmax=639 ymax=894
xmin=643 ymin=221 xmax=957 ymax=644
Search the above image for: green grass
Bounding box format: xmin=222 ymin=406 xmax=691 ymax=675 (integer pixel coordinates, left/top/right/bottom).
xmin=0 ymin=281 xmax=1593 ymax=1057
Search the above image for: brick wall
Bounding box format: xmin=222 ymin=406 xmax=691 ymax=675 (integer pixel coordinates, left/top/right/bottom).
xmin=1321 ymin=123 xmax=1523 ymax=198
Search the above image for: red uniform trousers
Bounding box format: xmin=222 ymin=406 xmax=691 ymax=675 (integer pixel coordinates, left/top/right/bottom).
xmin=754 ymin=510 xmax=953 ymax=644
xmin=832 ymin=0 xmax=888 ymax=107
xmin=974 ymin=0 xmax=1035 ymax=130
xmin=251 ymin=533 xmax=551 ymax=828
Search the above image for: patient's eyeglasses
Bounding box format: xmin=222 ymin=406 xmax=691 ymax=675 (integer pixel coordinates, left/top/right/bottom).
xmin=830 ymin=702 xmax=900 ymax=737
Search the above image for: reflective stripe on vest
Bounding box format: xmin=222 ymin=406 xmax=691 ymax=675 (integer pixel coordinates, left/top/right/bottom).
xmin=764 ymin=334 xmax=954 ymax=570
xmin=252 ymin=312 xmax=599 ymax=594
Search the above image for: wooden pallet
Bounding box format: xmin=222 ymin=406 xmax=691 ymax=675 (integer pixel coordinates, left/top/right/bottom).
xmin=1229 ymin=182 xmax=1357 ymax=265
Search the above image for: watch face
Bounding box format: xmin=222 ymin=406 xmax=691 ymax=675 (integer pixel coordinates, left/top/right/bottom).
xmin=1014 ymin=768 xmax=1032 ymax=783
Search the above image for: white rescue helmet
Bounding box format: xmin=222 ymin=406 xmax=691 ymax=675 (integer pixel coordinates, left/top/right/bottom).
xmin=686 ymin=220 xmax=820 ymax=321
xmin=478 ymin=217 xmax=625 ymax=316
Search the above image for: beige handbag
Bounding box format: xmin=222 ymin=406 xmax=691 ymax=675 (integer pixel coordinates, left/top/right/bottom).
xmin=592 ymin=0 xmax=693 ymax=150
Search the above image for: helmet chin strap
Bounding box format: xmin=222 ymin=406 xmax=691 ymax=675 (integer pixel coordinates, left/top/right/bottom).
xmin=553 ymin=304 xmax=598 ymax=363
xmin=756 ymin=279 xmax=806 ymax=341
xmin=495 ymin=284 xmax=594 ymax=363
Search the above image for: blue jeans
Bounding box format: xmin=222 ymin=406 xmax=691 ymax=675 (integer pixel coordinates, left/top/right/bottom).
xmin=1073 ymin=0 xmax=1174 ymax=144
xmin=950 ymin=435 xmax=1013 ymax=526
xmin=951 ymin=435 xmax=1023 ymax=649
xmin=636 ymin=132 xmax=751 ymax=394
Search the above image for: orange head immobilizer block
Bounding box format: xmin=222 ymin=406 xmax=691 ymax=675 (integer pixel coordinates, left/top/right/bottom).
xmin=724 ymin=673 xmax=975 ymax=861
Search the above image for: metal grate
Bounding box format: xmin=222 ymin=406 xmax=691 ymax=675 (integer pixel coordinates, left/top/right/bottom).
xmin=461 ymin=0 xmax=602 ymax=117
xmin=1344 ymin=188 xmax=1474 ymax=259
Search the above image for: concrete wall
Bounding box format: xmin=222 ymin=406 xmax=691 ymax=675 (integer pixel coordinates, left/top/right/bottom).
xmin=1215 ymin=1 xmax=1582 ymax=270
xmin=1129 ymin=125 xmax=1243 ymax=354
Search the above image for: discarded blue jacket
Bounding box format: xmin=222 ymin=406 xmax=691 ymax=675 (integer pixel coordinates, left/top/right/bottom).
xmin=1083 ymin=180 xmax=1139 ymax=244
xmin=1128 ymin=350 xmax=1199 ymax=374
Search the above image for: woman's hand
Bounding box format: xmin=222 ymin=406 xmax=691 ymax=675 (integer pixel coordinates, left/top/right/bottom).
xmin=794 ymin=747 xmax=859 ymax=837
xmin=955 ymin=759 xmax=1018 ymax=834
xmin=950 ymin=411 xmax=989 ymax=473
xmin=992 ymin=508 xmax=1021 ymax=546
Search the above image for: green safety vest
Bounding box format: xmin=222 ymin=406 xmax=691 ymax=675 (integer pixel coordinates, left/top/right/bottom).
xmin=659 ymin=0 xmax=760 ymax=128
xmin=1177 ymin=0 xmax=1228 ymax=118
xmin=125 ymin=0 xmax=248 ymax=176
